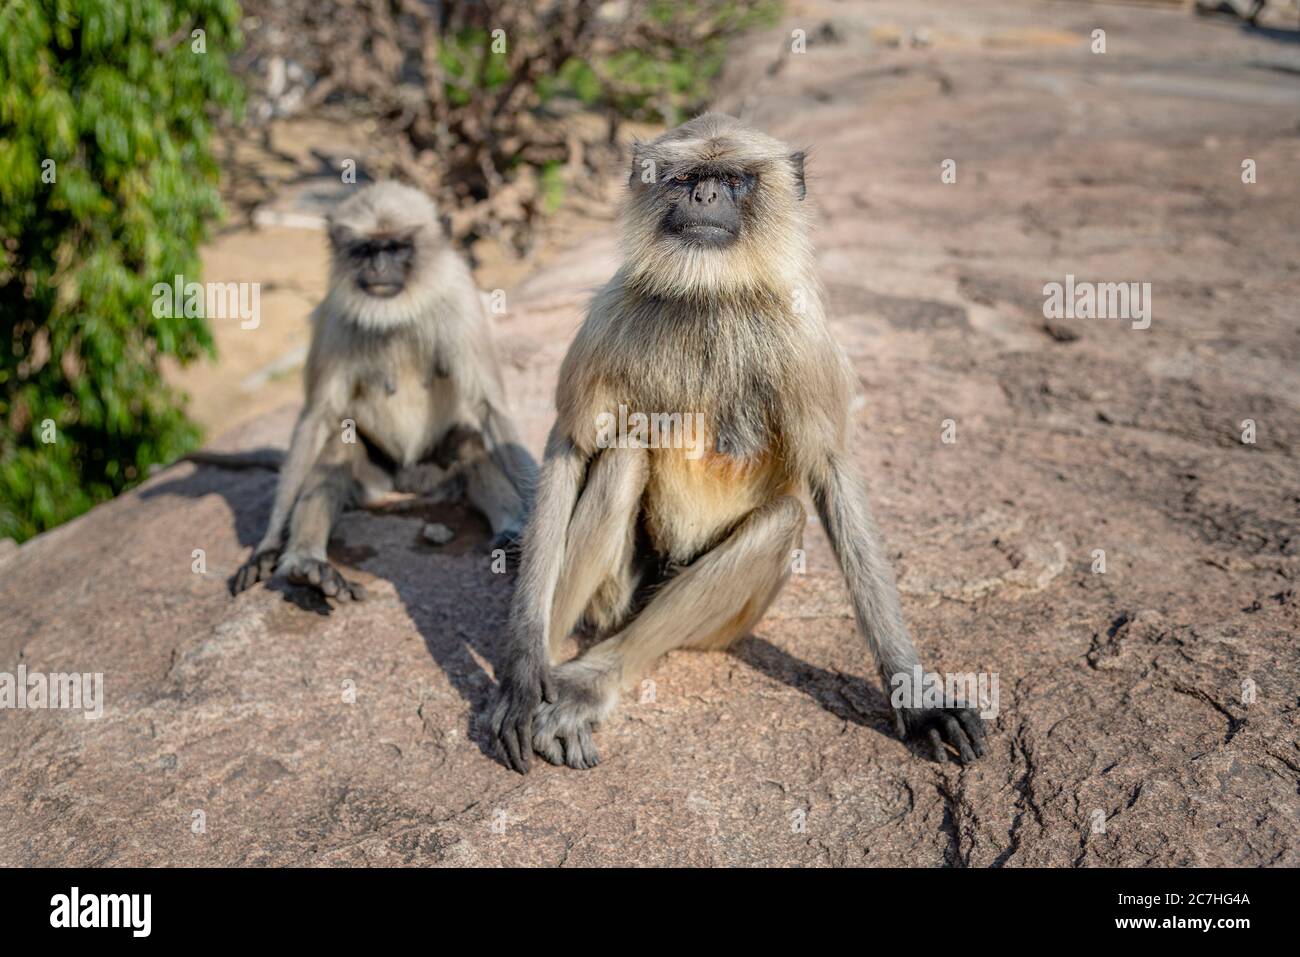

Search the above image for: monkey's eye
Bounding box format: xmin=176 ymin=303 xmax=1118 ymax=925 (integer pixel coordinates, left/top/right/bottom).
xmin=726 ymin=175 xmax=742 ymax=188
xmin=673 ymin=172 xmax=692 ymax=183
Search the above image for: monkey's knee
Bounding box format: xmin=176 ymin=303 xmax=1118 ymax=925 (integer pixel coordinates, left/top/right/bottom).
xmin=431 ymin=424 xmax=487 ymax=469
xmin=582 ymin=562 xmax=641 ymax=638
xmin=688 ymin=495 xmax=806 ymax=651
xmin=756 ymin=494 xmax=807 ymax=543
xmin=586 ymin=445 xmax=649 ymax=507
xmin=549 ymin=446 xmax=648 ymax=648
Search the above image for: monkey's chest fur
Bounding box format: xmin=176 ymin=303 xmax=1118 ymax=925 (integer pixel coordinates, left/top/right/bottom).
xmin=643 ymin=441 xmax=795 ymax=564
xmin=349 ymin=357 xmax=459 ymax=467
xmin=567 ymin=301 xmax=805 ymax=565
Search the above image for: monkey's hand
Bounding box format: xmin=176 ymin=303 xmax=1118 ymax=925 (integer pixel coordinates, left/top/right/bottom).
xmin=277 ymin=552 xmax=368 ymax=602
xmin=895 ymin=705 xmax=987 ymax=764
xmin=489 ymin=656 xmax=556 ymax=774
xmin=231 ymin=548 xmax=281 ymax=595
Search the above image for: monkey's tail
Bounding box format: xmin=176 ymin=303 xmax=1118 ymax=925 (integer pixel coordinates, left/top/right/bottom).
xmin=179 ymin=448 xmax=285 ymax=471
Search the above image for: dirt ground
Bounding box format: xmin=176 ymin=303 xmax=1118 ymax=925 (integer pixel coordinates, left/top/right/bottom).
xmin=1 ymin=0 xmax=1297 ymax=866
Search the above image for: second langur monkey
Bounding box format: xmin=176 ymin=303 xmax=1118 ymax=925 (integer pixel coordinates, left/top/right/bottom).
xmin=232 ymin=181 xmax=535 ymax=601
xmin=491 ymin=114 xmax=986 ymax=771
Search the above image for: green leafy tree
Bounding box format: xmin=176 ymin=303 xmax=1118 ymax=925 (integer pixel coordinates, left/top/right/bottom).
xmin=0 ymin=0 xmax=242 ymax=542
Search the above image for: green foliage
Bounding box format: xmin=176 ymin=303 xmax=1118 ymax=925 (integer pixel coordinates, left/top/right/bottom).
xmin=0 ymin=0 xmax=242 ymax=542
xmin=438 ymin=27 xmax=511 ymax=107
xmin=540 ymin=1 xmax=783 ymax=129
xmin=539 ymin=161 xmax=566 ymax=215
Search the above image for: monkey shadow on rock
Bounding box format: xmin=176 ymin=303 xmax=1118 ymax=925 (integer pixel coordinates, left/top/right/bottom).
xmin=141 ymin=454 xmax=284 ymax=555
xmin=141 ymin=460 xmax=512 ymax=764
xmin=144 ymin=457 xmax=349 ymax=616
xmin=730 ymin=636 xmax=912 ymax=747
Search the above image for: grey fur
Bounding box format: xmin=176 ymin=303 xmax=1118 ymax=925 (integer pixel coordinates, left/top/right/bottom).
xmin=233 ymin=181 xmax=536 ymax=601
xmin=490 ymin=115 xmax=985 ymax=770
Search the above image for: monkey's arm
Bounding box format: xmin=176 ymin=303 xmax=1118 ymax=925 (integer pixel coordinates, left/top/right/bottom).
xmin=490 ymin=429 xmax=587 ymax=773
xmin=480 ymin=397 xmax=539 ymax=506
xmin=810 ymin=451 xmax=985 ymax=763
xmin=253 ymin=407 xmax=335 ymax=555
xmin=459 ymin=315 xmax=538 ymax=506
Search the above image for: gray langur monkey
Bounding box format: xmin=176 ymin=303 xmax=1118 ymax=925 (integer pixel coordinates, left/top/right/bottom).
xmin=490 ymin=114 xmax=986 ymax=772
xmin=229 ymin=180 xmax=535 ymax=601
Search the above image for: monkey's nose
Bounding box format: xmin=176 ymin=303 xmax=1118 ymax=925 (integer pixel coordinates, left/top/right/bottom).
xmin=692 ymin=181 xmax=719 ymax=205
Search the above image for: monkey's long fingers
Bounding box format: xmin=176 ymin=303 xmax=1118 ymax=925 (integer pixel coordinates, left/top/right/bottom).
xmin=231 ymin=550 xmax=277 ymax=595
xmin=577 ymin=726 xmax=600 ymax=769
xmin=940 ymin=714 xmax=978 ymax=764
xmin=561 ymin=732 xmax=592 ymax=770
xmin=511 ymin=719 xmax=534 ymax=773
xmin=541 ymin=671 xmax=557 ymax=704
xmin=488 ymin=696 xmax=525 ymax=774
xmin=501 ymin=714 xmax=532 ymax=774
xmin=316 ymin=564 xmax=367 ymax=602
xmin=532 ymin=732 xmax=564 ymax=767
xmin=231 ymin=564 xmax=256 ymax=595
xmin=317 ymin=567 xmax=338 ymax=596
xmin=956 ymin=710 xmax=987 ymax=758
xmin=925 ymin=727 xmax=948 ymax=764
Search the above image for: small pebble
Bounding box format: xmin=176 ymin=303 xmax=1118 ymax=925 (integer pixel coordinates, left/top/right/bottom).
xmin=422 ymin=522 xmax=455 ymax=545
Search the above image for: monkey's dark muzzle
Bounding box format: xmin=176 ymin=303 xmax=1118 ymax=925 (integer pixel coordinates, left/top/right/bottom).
xmin=358 ymin=280 xmax=404 ymax=298
xmin=677 ymin=223 xmax=737 ymax=246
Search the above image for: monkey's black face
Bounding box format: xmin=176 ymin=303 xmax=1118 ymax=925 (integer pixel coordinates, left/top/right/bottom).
xmin=659 ymin=169 xmax=755 ymax=248
xmin=349 ymin=236 xmax=415 ymax=298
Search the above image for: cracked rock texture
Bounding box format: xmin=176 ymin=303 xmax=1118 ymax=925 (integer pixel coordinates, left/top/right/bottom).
xmin=1 ymin=0 xmax=1297 ymax=866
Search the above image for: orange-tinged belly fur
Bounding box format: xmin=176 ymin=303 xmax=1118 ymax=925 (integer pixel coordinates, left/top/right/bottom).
xmin=642 ymin=442 xmax=795 ymax=563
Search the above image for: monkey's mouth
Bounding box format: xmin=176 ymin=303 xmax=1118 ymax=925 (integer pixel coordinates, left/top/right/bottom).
xmin=676 ymin=223 xmax=737 ymax=246
xmin=358 ymin=281 xmax=404 ymax=298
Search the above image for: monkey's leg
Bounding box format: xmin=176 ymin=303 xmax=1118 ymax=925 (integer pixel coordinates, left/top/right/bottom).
xmin=231 ymin=409 xmax=334 ymax=594
xmin=428 ymin=423 xmax=529 ymax=548
xmin=531 ymin=495 xmax=805 ymax=769
xmin=276 ymin=440 xmax=370 ymax=601
xmin=545 ymin=446 xmax=648 ymax=662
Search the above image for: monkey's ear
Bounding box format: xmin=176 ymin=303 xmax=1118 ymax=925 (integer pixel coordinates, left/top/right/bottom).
xmin=629 ymin=142 xmax=652 ymax=186
xmin=789 ymin=151 xmax=807 ymax=201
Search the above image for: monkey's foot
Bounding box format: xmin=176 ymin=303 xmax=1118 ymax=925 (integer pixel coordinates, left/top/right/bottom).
xmin=231 ymin=548 xmax=281 ymax=595
xmin=895 ymin=705 xmax=987 ymax=764
xmin=277 ymin=553 xmax=368 ymax=602
xmin=531 ymin=662 xmax=615 ymax=770
xmin=490 ymin=522 xmax=525 ymax=555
